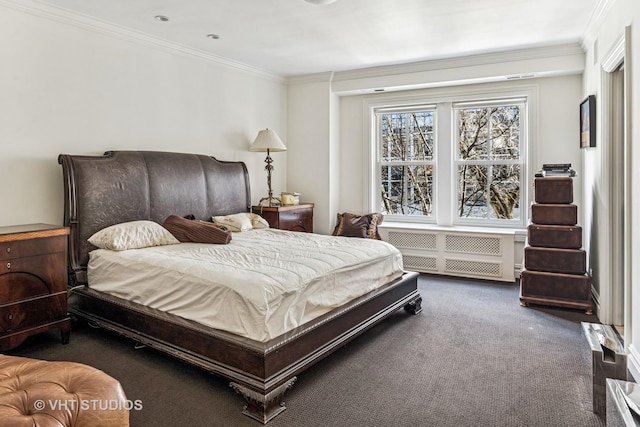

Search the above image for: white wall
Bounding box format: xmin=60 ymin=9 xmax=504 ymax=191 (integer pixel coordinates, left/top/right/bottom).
xmin=287 ymin=76 xmax=334 ymax=233
xmin=0 ymin=3 xmax=287 ymax=227
xmin=581 ymin=0 xmax=640 ymax=379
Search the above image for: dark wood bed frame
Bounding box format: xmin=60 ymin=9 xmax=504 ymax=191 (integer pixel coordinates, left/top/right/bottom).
xmin=58 ymin=150 xmax=422 ymax=424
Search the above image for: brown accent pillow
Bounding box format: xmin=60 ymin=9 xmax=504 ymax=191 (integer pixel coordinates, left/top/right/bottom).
xmin=332 ymin=212 xmax=383 ymax=239
xmin=163 ymin=215 xmax=232 ymax=244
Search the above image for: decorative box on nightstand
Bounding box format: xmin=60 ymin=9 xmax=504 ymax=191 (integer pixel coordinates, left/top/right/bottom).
xmin=0 ymin=224 xmax=71 ymax=351
xmin=252 ymin=203 xmax=314 ymax=233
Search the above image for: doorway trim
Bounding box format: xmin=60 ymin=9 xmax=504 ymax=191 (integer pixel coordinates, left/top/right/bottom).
xmin=599 ymin=27 xmax=632 ymax=347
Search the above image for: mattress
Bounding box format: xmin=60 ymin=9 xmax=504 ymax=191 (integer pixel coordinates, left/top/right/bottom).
xmin=87 ymin=229 xmax=404 ymax=342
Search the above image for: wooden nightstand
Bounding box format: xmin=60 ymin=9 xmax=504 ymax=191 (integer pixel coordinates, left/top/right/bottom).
xmin=252 ymin=203 xmax=314 ymax=233
xmin=0 ymin=224 xmax=71 ymax=350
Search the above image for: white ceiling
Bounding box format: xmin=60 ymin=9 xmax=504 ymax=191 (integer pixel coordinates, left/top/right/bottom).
xmin=31 ymin=0 xmax=600 ymax=77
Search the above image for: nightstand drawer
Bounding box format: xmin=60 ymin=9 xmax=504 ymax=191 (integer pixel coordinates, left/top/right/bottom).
xmin=0 ymin=252 xmax=67 ymax=302
xmin=0 ymin=235 xmax=67 ymax=261
xmin=0 ymin=293 xmax=67 ymax=333
xmin=279 ymin=208 xmax=312 ymax=232
xmin=252 ymin=203 xmax=314 ymax=233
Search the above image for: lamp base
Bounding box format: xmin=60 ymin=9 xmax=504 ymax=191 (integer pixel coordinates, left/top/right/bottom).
xmin=259 ymin=196 xmax=281 ymax=207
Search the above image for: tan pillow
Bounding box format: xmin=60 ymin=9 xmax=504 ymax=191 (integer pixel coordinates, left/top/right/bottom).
xmin=212 ymin=213 xmax=269 ymax=232
xmin=251 ymin=214 xmax=270 ymax=229
xmin=332 ymin=212 xmax=384 ymax=239
xmin=88 ymin=220 xmax=180 ymax=251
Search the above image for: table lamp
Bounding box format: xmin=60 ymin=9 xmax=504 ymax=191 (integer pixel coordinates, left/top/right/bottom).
xmin=250 ymin=128 xmax=287 ymax=206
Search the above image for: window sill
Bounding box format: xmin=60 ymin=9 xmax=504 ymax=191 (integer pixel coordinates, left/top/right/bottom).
xmin=379 ymin=221 xmax=528 ymax=241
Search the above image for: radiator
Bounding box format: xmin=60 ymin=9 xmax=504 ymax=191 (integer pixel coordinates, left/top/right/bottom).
xmin=383 ymin=227 xmax=516 ymax=282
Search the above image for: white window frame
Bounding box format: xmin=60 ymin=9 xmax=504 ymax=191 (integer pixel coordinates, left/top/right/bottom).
xmin=453 ymin=98 xmax=527 ymax=228
xmin=364 ymin=84 xmax=536 ymax=230
xmin=375 ymin=104 xmax=437 ymax=223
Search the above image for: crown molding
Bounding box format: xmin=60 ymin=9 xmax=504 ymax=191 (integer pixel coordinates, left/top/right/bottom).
xmin=286 ymin=44 xmax=585 ymax=93
xmin=581 ymin=0 xmax=615 ymax=49
xmin=315 ymin=44 xmax=583 ymax=95
xmin=330 ymin=43 xmax=585 ymax=83
xmin=0 ymin=0 xmax=285 ymax=84
xmin=287 ymin=72 xmax=334 ymax=86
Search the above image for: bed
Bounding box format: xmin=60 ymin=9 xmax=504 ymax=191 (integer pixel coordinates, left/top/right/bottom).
xmin=58 ymin=150 xmax=422 ymax=424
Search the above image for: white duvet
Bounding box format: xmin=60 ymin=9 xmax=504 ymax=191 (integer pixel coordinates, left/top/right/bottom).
xmin=87 ymin=229 xmax=403 ymax=342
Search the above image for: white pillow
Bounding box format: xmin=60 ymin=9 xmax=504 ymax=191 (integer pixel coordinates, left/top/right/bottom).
xmin=88 ymin=220 xmax=180 ymax=251
xmin=251 ymin=214 xmax=270 ymax=229
xmin=212 ymin=213 xmax=269 ymax=232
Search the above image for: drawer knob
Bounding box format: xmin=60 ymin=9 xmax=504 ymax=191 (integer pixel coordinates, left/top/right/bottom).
xmin=6 ymin=262 xmax=10 ymax=269
xmin=6 ymin=247 xmax=10 ymax=253
xmin=8 ymin=313 xmax=13 ymax=320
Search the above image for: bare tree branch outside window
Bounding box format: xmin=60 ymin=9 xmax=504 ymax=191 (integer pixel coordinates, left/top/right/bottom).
xmin=379 ymin=110 xmax=434 ymax=216
xmin=456 ymin=104 xmax=522 ymax=220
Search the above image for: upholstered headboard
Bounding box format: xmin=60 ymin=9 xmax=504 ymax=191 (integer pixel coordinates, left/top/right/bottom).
xmin=58 ymin=151 xmax=251 ymax=284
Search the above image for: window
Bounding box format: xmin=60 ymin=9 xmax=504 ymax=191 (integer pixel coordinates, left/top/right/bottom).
xmin=455 ymin=100 xmax=524 ymax=222
xmin=372 ymin=95 xmax=528 ymax=228
xmin=377 ymin=107 xmax=435 ymax=217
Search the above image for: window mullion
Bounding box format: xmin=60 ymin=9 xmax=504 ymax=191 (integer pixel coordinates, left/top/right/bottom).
xmin=486 ymin=107 xmax=493 ymax=220
xmin=437 ymin=102 xmax=452 ymax=226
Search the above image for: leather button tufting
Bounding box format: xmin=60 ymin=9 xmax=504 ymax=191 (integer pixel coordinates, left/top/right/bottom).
xmin=0 ymin=354 xmax=130 ymax=426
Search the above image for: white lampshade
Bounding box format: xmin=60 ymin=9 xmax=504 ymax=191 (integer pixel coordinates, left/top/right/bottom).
xmin=250 ymin=129 xmax=287 ymax=152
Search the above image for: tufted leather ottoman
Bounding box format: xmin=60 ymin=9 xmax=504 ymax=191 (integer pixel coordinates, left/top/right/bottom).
xmin=0 ymin=354 xmax=129 ymax=427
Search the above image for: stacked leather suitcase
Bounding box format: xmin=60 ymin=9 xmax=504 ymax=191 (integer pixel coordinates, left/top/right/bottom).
xmin=520 ymin=177 xmax=593 ymax=314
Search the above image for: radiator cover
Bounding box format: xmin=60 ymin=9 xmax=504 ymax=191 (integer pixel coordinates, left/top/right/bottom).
xmin=382 ymin=227 xmax=516 ymax=282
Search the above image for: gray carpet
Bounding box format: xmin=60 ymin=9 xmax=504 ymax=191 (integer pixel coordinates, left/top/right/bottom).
xmin=7 ymin=275 xmax=605 ymax=427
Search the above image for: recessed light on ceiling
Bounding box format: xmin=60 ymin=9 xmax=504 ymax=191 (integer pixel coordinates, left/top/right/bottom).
xmin=154 ymin=15 xmax=169 ymax=22
xmin=206 ymin=34 xmax=220 ymax=40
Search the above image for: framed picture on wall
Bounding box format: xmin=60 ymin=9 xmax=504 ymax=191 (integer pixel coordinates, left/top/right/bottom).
xmin=580 ymin=95 xmax=596 ymax=148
